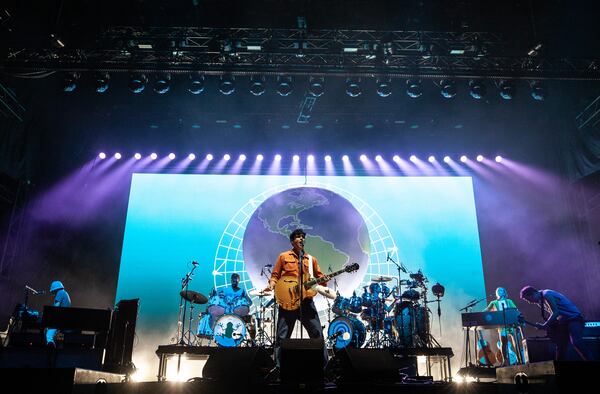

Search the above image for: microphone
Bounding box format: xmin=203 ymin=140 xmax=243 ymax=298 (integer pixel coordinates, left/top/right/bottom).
xmin=330 ymin=331 xmax=351 ymax=341
xmin=192 ymin=261 xmax=199 ymax=266
xmin=264 ymin=264 xmax=273 ymax=267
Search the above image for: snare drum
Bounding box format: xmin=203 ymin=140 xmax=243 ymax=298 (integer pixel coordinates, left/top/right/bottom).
xmin=231 ymin=296 xmax=251 ymax=316
xmin=207 ymin=292 xmax=228 ymax=317
xmin=213 ymin=314 xmax=247 ymax=347
xmin=348 ymin=294 xmax=363 ymax=313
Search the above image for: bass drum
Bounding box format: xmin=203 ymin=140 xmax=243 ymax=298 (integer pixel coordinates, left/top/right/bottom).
xmin=213 ymin=314 xmax=247 ymax=347
xmin=394 ymin=306 xmax=429 ymax=346
xmin=328 ymin=315 xmax=366 ymax=349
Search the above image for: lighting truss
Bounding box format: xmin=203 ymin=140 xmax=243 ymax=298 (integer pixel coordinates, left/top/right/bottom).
xmin=3 ymin=27 xmax=600 ymax=80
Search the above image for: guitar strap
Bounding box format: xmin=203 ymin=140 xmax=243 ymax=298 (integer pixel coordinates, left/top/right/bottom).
xmin=308 ymin=255 xmax=314 ymax=278
xmin=540 ymin=294 xmax=547 ymax=320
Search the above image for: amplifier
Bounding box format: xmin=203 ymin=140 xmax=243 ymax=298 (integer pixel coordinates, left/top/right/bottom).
xmin=584 ymin=321 xmax=600 ymax=337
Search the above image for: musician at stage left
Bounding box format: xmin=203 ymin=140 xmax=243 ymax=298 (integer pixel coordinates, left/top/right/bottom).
xmin=483 ymin=287 xmax=523 ymax=366
xmin=222 ymin=273 xmax=250 ymax=302
xmin=268 ymin=228 xmax=327 ymax=367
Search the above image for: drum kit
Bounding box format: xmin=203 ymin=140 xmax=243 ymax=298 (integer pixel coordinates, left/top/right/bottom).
xmin=327 ymin=271 xmax=434 ymax=350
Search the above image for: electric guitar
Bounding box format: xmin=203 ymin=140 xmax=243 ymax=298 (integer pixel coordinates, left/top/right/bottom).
xmin=274 ymin=263 xmax=359 ymax=311
xmin=519 ymin=316 xmax=557 ymax=341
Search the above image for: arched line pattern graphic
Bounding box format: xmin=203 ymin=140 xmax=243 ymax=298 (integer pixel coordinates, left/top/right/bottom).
xmin=212 ymin=181 xmax=402 ymax=325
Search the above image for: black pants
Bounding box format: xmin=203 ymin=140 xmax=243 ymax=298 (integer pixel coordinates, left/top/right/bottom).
xmin=553 ymin=317 xmax=589 ymax=361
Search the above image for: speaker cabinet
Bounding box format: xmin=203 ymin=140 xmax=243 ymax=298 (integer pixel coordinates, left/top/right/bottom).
xmin=202 ymin=347 xmax=274 ymax=384
xmin=280 ymin=338 xmax=325 ymax=385
xmin=326 ymin=348 xmax=414 ymax=383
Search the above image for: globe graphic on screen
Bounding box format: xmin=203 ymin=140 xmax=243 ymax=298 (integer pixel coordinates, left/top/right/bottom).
xmin=242 ymin=186 xmax=370 ymax=306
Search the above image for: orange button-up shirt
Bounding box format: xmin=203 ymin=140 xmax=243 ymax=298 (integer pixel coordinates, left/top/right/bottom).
xmin=269 ymin=249 xmax=327 ymax=295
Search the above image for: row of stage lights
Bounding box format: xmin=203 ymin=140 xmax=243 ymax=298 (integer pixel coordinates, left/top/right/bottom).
xmin=65 ymin=72 xmax=546 ymax=101
xmin=98 ymin=152 xmax=504 ymax=163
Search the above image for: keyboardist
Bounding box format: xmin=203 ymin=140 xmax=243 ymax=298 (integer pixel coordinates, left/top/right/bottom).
xmin=45 ymin=280 xmax=71 ymax=347
xmin=483 ymin=287 xmax=523 ymax=366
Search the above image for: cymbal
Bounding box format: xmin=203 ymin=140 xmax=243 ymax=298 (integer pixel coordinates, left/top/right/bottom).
xmin=249 ymin=289 xmax=273 ymax=297
xmin=180 ymin=290 xmax=208 ymax=304
xmin=371 ymin=276 xmax=392 ymax=282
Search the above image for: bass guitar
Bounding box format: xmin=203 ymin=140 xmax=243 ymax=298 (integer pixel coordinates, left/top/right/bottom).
xmin=274 ymin=263 xmax=359 ymax=311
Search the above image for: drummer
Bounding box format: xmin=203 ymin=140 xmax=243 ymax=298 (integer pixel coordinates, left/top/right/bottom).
xmin=222 ymin=273 xmax=251 ymax=304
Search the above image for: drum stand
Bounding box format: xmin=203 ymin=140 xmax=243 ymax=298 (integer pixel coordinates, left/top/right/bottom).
xmin=174 ymin=264 xmax=198 ymax=346
xmin=253 ymin=299 xmax=274 ymax=347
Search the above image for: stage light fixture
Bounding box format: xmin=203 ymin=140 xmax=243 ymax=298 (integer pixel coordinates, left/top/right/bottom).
xmin=530 ymin=81 xmax=546 ymax=101
xmin=342 ymin=155 xmax=349 ymax=161
xmin=128 ymin=74 xmax=147 ymax=94
xmin=276 ymin=76 xmax=293 ymax=96
xmin=98 ymin=152 xmax=106 ymax=159
xmin=63 ymin=72 xmax=80 ymax=92
xmin=428 ymin=155 xmax=436 ymax=163
xmin=499 ymin=80 xmax=515 ymax=100
xmin=219 ymin=75 xmax=235 ymax=95
xmin=224 ymin=154 xmax=231 ymax=161
xmin=440 ymin=79 xmax=457 ymax=99
xmin=115 ymin=153 xmax=122 ymax=160
xmin=293 ymin=155 xmax=300 ymax=162
xmin=460 ymin=155 xmax=467 ymax=162
xmin=134 ymin=153 xmax=142 ymax=160
xmin=274 ymin=154 xmax=282 ymax=161
xmin=476 ymin=155 xmax=484 ymax=162
xmin=239 ymin=154 xmax=246 ymax=161
xmin=469 ymin=80 xmax=486 ymax=100
xmin=495 ymin=155 xmax=503 ymax=163
xmin=432 ymin=282 xmax=445 ymax=298
xmin=150 ymin=153 xmax=158 ymax=160
xmin=409 ymin=155 xmax=417 ymax=162
xmin=360 ymin=154 xmax=367 ymax=161
xmin=376 ymin=79 xmax=392 ymax=97
xmin=393 ymin=155 xmax=400 ymax=163
xmin=206 ymin=154 xmax=213 ymax=161
xmin=345 ymin=78 xmax=362 ymax=97
xmin=375 ymin=155 xmax=383 ymax=162
xmin=307 ymin=154 xmax=314 ymax=162
xmin=308 ymin=77 xmax=325 ymax=97
xmin=324 ymin=155 xmax=332 ymax=162
xmin=256 ymin=154 xmax=264 ymax=161
xmin=188 ymin=73 xmax=205 ymax=95
xmin=188 ymin=154 xmax=196 ymax=160
xmin=406 ymin=79 xmax=423 ymax=98
xmin=249 ymin=76 xmax=266 ymax=96
xmin=443 ymin=156 xmax=450 ymax=163
xmin=153 ymin=73 xmax=171 ymax=94
xmin=94 ymin=73 xmax=110 ymax=93
xmin=168 ymin=153 xmax=176 ymax=160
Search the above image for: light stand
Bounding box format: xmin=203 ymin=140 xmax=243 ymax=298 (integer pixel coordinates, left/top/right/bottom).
xmin=431 ymin=282 xmax=445 ymax=338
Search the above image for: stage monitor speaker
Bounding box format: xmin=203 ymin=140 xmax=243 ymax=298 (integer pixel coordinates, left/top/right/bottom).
xmin=203 ymin=347 xmax=274 ymax=384
xmin=326 ymin=348 xmax=413 ymax=383
xmin=280 ymin=338 xmax=325 ymax=385
xmin=104 ymin=299 xmax=139 ymax=374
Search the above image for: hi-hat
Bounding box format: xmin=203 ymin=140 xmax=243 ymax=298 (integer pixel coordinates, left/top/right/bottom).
xmin=180 ymin=290 xmax=208 ymax=304
xmin=249 ymin=289 xmax=273 ymax=297
xmin=371 ymin=276 xmax=392 ymax=282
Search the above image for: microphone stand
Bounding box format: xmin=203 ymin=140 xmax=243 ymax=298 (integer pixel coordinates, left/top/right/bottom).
xmin=459 ymin=296 xmax=486 ymax=368
xmin=178 ymin=263 xmax=198 ymax=346
xmin=298 ymin=248 xmax=304 ymax=339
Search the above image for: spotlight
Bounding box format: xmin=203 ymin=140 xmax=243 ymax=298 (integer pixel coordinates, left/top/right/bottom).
xmin=324 ymin=155 xmax=332 ymax=162
xmin=134 ymin=153 xmax=142 ymax=160
xmin=153 ymin=73 xmax=171 ymax=94
xmin=530 ymin=81 xmax=546 ymax=101
xmin=345 ymin=78 xmax=362 ymax=97
xmin=94 ymin=73 xmax=110 ymax=93
xmin=223 ymin=154 xmax=231 ymax=161
xmin=460 ymin=155 xmax=467 ymax=163
xmin=393 ymin=155 xmax=400 ymax=162
xmin=168 ymin=153 xmax=176 ymax=160
xmin=469 ymin=80 xmax=486 ymax=100
xmin=440 ymin=79 xmax=457 ymax=99
xmin=188 ymin=73 xmax=205 ymax=95
xmin=129 ymin=73 xmax=147 ymax=94
xmin=375 ymin=155 xmax=383 ymax=162
xmin=115 ymin=153 xmax=122 ymax=160
xmin=495 ymin=155 xmax=503 ymax=163
xmin=292 ymin=155 xmax=300 ymax=162
xmin=499 ymin=80 xmax=515 ymax=100
xmin=376 ymin=79 xmax=392 ymax=97
xmin=409 ymin=155 xmax=417 ymax=162
xmin=406 ymin=79 xmax=423 ymax=98
xmin=443 ymin=156 xmax=450 ymax=163
xmin=274 ymin=154 xmax=282 ymax=161
xmin=476 ymin=155 xmax=484 ymax=162
xmin=307 ymin=154 xmax=314 ymax=162
xmin=188 ymin=153 xmax=196 ymax=160
xmin=360 ymin=154 xmax=367 ymax=161
xmin=63 ymin=72 xmax=80 ymax=92
xmin=249 ymin=76 xmax=266 ymax=96
xmin=239 ymin=154 xmax=246 ymax=161
xmin=98 ymin=152 xmax=106 ymax=159
xmin=428 ymin=155 xmax=436 ymax=163
xmin=276 ymin=76 xmax=293 ymax=96
xmin=219 ymin=75 xmax=235 ymax=95
xmin=206 ymin=154 xmax=213 ymax=161
xmin=256 ymin=154 xmax=264 ymax=161
xmin=150 ymin=153 xmax=158 ymax=160
xmin=308 ymin=77 xmax=325 ymax=97
xmin=342 ymin=155 xmax=349 ymax=161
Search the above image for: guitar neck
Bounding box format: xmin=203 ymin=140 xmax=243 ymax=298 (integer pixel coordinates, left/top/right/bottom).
xmin=304 ymin=269 xmax=347 ymax=289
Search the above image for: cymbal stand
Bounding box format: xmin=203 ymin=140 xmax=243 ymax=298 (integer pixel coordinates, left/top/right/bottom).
xmin=387 ymin=255 xmax=407 ymax=348
xmin=176 ymin=263 xmax=198 ymax=347
xmin=254 ymin=298 xmax=274 ymax=347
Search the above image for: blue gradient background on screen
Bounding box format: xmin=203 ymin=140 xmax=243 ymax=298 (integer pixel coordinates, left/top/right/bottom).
xmin=117 ymin=174 xmax=484 ymax=368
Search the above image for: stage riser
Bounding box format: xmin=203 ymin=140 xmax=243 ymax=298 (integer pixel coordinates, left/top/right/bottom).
xmin=0 ymin=346 xmax=103 ymax=369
